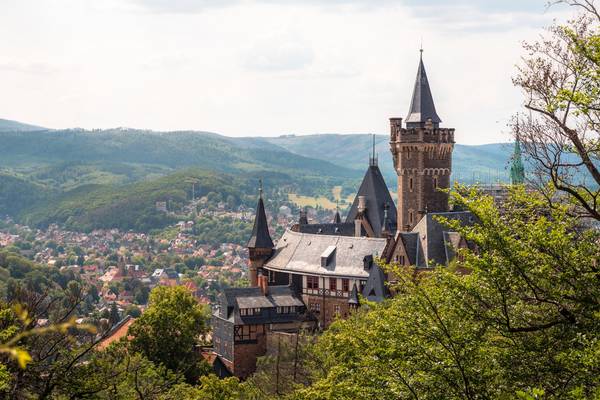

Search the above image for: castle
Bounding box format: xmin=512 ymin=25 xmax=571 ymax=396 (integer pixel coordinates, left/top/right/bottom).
xmin=211 ymin=53 xmax=473 ymax=378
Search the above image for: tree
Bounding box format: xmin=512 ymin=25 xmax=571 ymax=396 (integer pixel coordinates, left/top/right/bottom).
xmin=513 ymin=2 xmax=600 ymax=220
xmin=295 ymin=187 xmax=600 ymax=399
xmin=109 ymin=302 xmax=121 ymax=326
xmin=125 ymin=304 xmax=142 ymax=318
xmin=128 ymin=286 xmax=209 ymax=382
xmin=54 ymin=343 xmax=180 ymax=399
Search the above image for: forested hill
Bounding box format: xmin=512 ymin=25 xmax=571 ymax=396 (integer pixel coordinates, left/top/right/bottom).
xmin=0 ymin=128 xmax=357 ymax=179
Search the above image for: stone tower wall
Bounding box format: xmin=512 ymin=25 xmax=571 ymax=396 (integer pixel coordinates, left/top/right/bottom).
xmin=390 ymin=118 xmax=454 ymax=231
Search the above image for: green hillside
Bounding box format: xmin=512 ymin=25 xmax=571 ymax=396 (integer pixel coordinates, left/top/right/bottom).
xmin=21 ymin=169 xmax=241 ymax=231
xmin=0 ymin=129 xmax=357 ymax=180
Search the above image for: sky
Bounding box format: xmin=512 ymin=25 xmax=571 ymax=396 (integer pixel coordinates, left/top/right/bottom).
xmin=0 ymin=0 xmax=576 ymax=144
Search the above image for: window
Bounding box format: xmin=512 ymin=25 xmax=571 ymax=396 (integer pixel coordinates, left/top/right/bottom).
xmin=334 ymin=305 xmax=341 ymax=315
xmin=310 ymin=302 xmax=321 ymax=312
xmin=409 ymin=210 xmax=414 ymax=224
xmin=307 ymin=275 xmax=319 ymax=289
xmin=276 ymin=306 xmax=291 ymax=314
xmin=240 ymin=308 xmax=260 ymax=316
xmin=268 ymin=269 xmax=275 ymax=283
xmin=409 ymin=177 xmax=414 ymax=192
xmin=433 ymin=176 xmax=439 ymax=189
xmin=329 ymin=278 xmax=337 ymax=291
xmin=342 ymin=278 xmax=349 ymax=292
xmin=399 ymin=255 xmax=406 ymax=265
xmin=406 ymin=150 xmax=411 ymax=160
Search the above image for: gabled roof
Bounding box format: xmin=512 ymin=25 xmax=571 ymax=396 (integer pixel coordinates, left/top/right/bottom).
xmin=265 ymin=230 xmax=387 ymax=278
xmin=362 ymin=263 xmax=389 ymax=302
xmin=247 ymin=195 xmax=274 ymax=249
xmin=397 ymin=232 xmax=426 ymax=268
xmin=345 ymin=165 xmax=397 ymax=237
xmin=410 ymin=211 xmax=474 ymax=267
xmin=406 ymin=53 xmax=442 ymax=128
xmin=217 ymin=285 xmax=304 ymax=324
xmin=348 ymin=283 xmax=360 ymax=305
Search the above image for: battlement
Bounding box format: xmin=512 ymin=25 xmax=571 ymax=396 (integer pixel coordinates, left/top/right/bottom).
xmin=389 ymin=117 xmax=454 ymax=144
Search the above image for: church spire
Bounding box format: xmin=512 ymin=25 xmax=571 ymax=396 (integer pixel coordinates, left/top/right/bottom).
xmin=406 ymin=50 xmax=442 ymax=128
xmin=247 ymin=181 xmax=274 ymax=249
xmin=510 ymin=139 xmax=525 ymax=185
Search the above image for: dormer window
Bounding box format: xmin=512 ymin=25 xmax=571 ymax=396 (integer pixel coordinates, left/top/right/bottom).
xmin=240 ymin=307 xmax=262 ymax=316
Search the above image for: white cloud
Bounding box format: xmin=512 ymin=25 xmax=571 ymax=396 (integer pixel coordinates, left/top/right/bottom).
xmin=0 ymin=0 xmax=576 ymax=143
xmin=243 ymin=34 xmax=315 ymax=72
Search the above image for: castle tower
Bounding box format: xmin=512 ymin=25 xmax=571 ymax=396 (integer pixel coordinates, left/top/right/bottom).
xmin=390 ymin=52 xmax=455 ymax=231
xmin=247 ymin=183 xmax=273 ymax=287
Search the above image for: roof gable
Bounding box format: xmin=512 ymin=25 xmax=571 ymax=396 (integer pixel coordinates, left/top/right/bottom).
xmin=345 ymin=165 xmax=397 ymax=236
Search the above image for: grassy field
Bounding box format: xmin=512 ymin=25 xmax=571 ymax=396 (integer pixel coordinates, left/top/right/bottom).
xmin=288 ymin=186 xmax=355 ymax=210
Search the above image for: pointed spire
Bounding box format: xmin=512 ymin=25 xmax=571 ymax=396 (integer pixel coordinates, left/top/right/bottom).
xmin=348 ymin=283 xmax=360 ymax=308
xmin=510 ymin=139 xmax=525 ymax=185
xmin=369 ymin=134 xmax=378 ymax=167
xmin=406 ymin=50 xmax=442 ymax=128
xmin=247 ymin=182 xmax=273 ymax=249
xmin=333 ymin=200 xmax=342 ymax=223
xmin=333 ymin=211 xmax=341 ymax=224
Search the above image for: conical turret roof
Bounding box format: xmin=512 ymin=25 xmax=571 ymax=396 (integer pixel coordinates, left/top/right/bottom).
xmin=406 ymin=52 xmax=441 ymax=128
xmin=247 ymin=190 xmax=273 ymax=249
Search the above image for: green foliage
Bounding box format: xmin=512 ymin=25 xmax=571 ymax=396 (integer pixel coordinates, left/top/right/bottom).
xmin=129 ymin=286 xmax=209 ymax=381
xmin=296 ymin=187 xmax=600 ymax=399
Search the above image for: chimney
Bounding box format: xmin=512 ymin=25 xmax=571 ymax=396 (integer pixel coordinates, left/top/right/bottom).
xmin=258 ymin=274 xmax=269 ymax=296
xmin=358 ymin=196 xmax=367 ymax=213
xmin=355 ymin=219 xmax=362 ymax=237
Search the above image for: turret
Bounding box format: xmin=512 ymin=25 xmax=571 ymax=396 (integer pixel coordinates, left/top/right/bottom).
xmin=247 ymin=182 xmax=274 ymax=287
xmin=390 ymin=51 xmax=454 ymax=231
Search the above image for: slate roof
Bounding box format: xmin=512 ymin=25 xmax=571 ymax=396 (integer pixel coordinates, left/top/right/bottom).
xmin=362 ymin=263 xmax=389 ymax=302
xmin=333 ymin=210 xmax=342 ymax=224
xmin=410 ymin=211 xmax=474 ymax=267
xmin=406 ymin=53 xmax=442 ymax=128
xmin=345 ymin=164 xmax=397 ymax=237
xmin=264 ymin=229 xmax=387 ymax=278
xmin=296 ymin=222 xmax=355 ymax=236
xmin=397 ymin=232 xmax=426 ymax=268
xmin=217 ymin=285 xmax=304 ymax=324
xmin=348 ymin=283 xmax=360 ymax=305
xmin=247 ymin=196 xmax=274 ymax=249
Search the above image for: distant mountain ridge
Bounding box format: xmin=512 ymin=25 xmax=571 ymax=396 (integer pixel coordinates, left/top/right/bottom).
xmin=263 ymin=134 xmax=513 ymax=184
xmin=0 ymin=118 xmax=47 ymax=132
xmin=0 ymin=118 xmax=514 ymax=185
